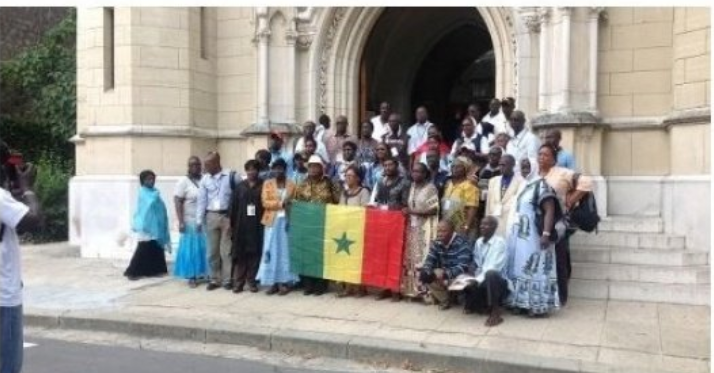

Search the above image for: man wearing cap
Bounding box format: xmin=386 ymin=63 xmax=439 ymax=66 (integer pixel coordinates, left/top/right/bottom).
xmin=294 ymin=155 xmax=340 ymax=296
xmin=294 ymin=121 xmax=329 ymax=163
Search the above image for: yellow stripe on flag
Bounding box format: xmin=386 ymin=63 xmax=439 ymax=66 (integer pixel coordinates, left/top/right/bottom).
xmin=323 ymin=204 xmax=365 ymax=284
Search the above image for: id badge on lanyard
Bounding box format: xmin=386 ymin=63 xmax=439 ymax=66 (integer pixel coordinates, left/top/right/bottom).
xmin=247 ymin=204 xmax=256 ymax=217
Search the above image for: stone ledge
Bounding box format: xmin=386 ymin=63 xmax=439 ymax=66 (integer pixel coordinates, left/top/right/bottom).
xmin=531 ymin=111 xmax=602 ymax=129
xmin=77 ymin=125 xmax=248 ymax=140
xmin=239 ymin=122 xmax=302 ymax=136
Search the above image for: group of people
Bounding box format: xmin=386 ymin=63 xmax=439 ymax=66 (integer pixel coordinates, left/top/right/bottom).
xmin=123 ymin=98 xmax=593 ymax=327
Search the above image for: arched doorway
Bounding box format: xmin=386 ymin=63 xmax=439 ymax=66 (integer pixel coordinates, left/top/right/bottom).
xmin=359 ymin=8 xmax=495 ymax=142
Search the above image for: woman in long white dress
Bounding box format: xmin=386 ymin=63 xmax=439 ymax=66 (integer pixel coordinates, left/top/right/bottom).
xmin=505 ymin=158 xmax=562 ymax=316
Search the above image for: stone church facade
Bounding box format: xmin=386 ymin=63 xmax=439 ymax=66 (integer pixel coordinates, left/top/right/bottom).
xmin=72 ymin=7 xmax=710 ymax=304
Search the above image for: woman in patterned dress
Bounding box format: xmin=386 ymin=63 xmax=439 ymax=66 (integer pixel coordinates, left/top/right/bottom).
xmin=401 ymin=162 xmax=439 ymax=300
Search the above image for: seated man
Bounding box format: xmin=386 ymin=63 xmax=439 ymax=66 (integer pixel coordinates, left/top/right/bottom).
xmin=419 ymin=220 xmax=472 ymax=310
xmin=463 ymin=216 xmax=510 ymax=327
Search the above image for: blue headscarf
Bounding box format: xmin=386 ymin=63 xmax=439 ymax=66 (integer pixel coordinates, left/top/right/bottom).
xmin=132 ymin=186 xmax=171 ymax=248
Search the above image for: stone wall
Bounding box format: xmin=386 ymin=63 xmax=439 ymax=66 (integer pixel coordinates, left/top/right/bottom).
xmin=0 ymin=7 xmax=72 ymax=61
xmin=598 ymin=7 xmax=710 ymax=177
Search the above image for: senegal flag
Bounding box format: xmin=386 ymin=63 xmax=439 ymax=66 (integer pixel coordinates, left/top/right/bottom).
xmin=289 ymin=201 xmax=406 ymax=290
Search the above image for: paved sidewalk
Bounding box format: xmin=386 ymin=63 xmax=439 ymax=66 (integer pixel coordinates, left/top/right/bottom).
xmin=22 ymin=243 xmax=710 ymax=373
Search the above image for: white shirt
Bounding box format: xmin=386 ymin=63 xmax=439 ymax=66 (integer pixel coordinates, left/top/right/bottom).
xmin=196 ymin=169 xmax=235 ymax=223
xmin=294 ymin=137 xmax=330 ymax=164
xmin=450 ymin=132 xmax=490 ymax=157
xmin=506 ymin=129 xmax=540 ymax=173
xmin=406 ymin=121 xmax=433 ymax=155
xmin=482 ymin=111 xmax=510 ymax=136
xmin=174 ymin=176 xmax=200 ymax=225
xmin=473 ymin=235 xmax=508 ymax=284
xmin=1 ymin=189 xmax=29 ymax=306
xmin=370 ymin=115 xmax=389 ymax=142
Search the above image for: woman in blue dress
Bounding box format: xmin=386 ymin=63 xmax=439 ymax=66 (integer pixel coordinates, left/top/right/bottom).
xmin=172 ymin=156 xmax=208 ymax=287
xmin=124 ymin=170 xmax=170 ymax=281
xmin=257 ymin=159 xmax=298 ymax=295
xmin=505 ymin=161 xmax=563 ymax=316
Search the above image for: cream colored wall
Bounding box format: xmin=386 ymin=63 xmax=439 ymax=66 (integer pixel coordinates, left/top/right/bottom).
xmin=599 ymin=7 xmax=710 ymax=177
xmin=672 ymin=7 xmax=710 ymax=111
xmin=602 ymin=130 xmax=670 ymax=176
xmin=216 ymin=7 xmax=256 ymax=133
xmin=669 ymin=7 xmax=711 ymax=176
xmin=598 ymin=8 xmax=674 ymax=118
xmin=77 ymin=7 xmax=229 ymax=176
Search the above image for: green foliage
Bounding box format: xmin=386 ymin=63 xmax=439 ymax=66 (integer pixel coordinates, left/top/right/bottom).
xmin=0 ymin=10 xmax=76 ymax=242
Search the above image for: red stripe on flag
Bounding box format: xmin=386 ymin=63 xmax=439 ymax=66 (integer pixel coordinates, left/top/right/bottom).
xmin=361 ymin=208 xmax=405 ymax=291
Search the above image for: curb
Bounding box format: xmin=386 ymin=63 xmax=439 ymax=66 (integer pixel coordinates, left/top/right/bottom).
xmin=24 ymin=311 xmax=667 ymax=373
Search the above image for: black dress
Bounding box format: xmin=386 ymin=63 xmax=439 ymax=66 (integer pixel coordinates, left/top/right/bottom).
xmin=124 ymin=240 xmax=168 ymax=278
xmin=230 ymin=179 xmax=264 ymax=284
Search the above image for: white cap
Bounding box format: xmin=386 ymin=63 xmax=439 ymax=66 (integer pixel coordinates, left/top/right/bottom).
xmin=307 ymin=155 xmax=324 ymax=167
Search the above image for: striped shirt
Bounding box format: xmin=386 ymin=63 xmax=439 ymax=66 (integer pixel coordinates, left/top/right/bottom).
xmin=422 ymin=233 xmax=473 ymax=280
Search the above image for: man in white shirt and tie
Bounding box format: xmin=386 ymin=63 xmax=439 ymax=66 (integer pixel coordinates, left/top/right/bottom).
xmin=197 ymin=152 xmax=237 ymax=291
xmin=407 ymin=106 xmax=433 ymax=156
xmin=370 ymin=101 xmax=391 ymax=142
xmin=505 ymin=110 xmax=540 ymax=174
xmin=463 ymin=216 xmax=510 ymax=327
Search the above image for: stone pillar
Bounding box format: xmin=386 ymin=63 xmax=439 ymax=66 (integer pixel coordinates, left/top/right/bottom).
xmin=537 ymin=8 xmax=550 ymax=112
xmin=587 ymin=8 xmax=603 ymax=112
xmin=559 ymin=7 xmax=572 ymax=110
xmin=256 ymin=7 xmax=270 ymax=125
xmin=285 ymin=21 xmax=298 ymax=125
xmin=531 ymin=7 xmax=608 ymax=216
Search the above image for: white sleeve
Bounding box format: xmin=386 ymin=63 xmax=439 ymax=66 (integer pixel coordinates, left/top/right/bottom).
xmin=0 ymin=189 xmax=29 ymax=229
xmin=174 ymin=178 xmax=187 ymax=198
xmin=479 ymin=136 xmax=490 ymax=154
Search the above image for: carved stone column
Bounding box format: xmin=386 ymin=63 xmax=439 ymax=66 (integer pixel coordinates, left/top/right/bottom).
xmin=256 ymin=7 xmax=270 ymax=125
xmin=588 ymin=7 xmax=604 ymax=113
xmin=559 ymin=7 xmax=572 ymax=111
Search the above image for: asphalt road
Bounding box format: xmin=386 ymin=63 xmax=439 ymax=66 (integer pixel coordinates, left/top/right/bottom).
xmin=23 ymin=338 xmax=363 ymax=373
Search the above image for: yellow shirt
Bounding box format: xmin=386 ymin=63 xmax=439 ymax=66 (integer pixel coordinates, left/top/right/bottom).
xmin=443 ymin=180 xmax=479 ymax=229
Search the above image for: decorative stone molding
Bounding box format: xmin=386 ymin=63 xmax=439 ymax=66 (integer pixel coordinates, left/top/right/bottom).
xmin=518 ymin=7 xmax=542 ymax=33
xmin=589 ymin=7 xmax=605 ymax=19
xmin=240 ymin=122 xmax=303 ymax=136
xmin=558 ymin=6 xmax=572 ymax=16
xmin=296 ymin=33 xmax=314 ymax=49
xmin=77 ymin=125 xmax=247 ymax=140
xmin=285 ymin=28 xmax=298 ymax=46
xmin=663 ymin=108 xmax=712 ymax=128
xmin=538 ymin=7 xmax=550 ymax=24
xmin=318 ymin=7 xmax=346 ymax=114
xmin=531 ymin=111 xmax=601 ymax=129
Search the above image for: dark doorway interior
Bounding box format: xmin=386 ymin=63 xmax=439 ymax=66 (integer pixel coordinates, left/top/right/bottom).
xmin=360 ymin=7 xmax=495 ymax=142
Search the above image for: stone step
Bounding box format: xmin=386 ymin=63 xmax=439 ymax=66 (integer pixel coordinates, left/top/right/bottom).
xmin=596 ymin=216 xmax=664 ymax=233
xmin=570 ymin=231 xmax=686 ymax=250
xmin=571 ymin=247 xmax=709 ymax=266
xmin=571 ymin=262 xmax=710 ymax=284
xmin=570 ymin=279 xmax=710 ymax=306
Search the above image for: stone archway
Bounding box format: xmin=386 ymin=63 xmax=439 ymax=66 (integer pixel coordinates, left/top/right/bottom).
xmin=308 ymin=7 xmax=519 ymax=132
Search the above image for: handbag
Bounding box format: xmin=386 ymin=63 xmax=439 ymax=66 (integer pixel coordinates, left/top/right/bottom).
xmin=567 ymin=174 xmax=600 ymax=233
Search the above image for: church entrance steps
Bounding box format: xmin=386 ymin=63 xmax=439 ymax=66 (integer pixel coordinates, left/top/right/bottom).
xmin=571 ymin=247 xmax=709 ymax=266
xmin=596 ymin=216 xmax=664 ymax=233
xmin=569 ymin=279 xmax=710 ymax=306
xmin=571 ymin=231 xmax=687 ymax=250
xmin=572 ymin=262 xmax=710 ymax=285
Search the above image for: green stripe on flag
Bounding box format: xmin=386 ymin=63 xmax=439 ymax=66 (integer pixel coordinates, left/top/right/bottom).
xmin=289 ymin=201 xmax=325 ymax=278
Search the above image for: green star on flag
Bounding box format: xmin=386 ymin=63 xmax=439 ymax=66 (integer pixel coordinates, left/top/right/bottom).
xmin=333 ymin=232 xmax=354 ymax=255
